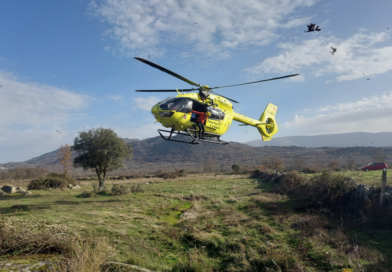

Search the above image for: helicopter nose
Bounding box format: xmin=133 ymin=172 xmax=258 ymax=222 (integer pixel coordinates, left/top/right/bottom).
xmin=151 ymin=104 xmax=159 ymax=119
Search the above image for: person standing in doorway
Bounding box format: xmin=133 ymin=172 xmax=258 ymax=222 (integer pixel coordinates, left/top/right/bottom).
xmin=191 ymin=110 xmax=211 ymax=139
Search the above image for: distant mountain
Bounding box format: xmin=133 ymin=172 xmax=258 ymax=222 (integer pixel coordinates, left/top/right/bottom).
xmin=0 ymin=136 xmax=266 ymax=170
xmin=244 ymin=132 xmax=392 ymax=148
xmin=1 ymin=133 xmax=392 ymax=172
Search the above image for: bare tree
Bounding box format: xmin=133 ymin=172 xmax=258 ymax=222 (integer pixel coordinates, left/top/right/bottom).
xmin=292 ymin=154 xmax=306 ymax=171
xmin=263 ymin=156 xmax=284 ymax=172
xmin=58 ymin=144 xmax=73 ymax=175
xmin=372 ymin=148 xmax=387 ymax=162
xmin=203 ymin=159 xmax=216 ymax=173
xmin=328 ymin=160 xmax=339 ymax=171
xmin=346 ymin=157 xmax=356 ymax=170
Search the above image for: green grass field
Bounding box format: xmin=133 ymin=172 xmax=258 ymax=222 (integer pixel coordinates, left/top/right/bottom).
xmin=1 ymin=173 xmax=391 ymax=271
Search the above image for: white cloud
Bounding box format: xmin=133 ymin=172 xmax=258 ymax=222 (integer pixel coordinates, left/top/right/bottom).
xmin=104 ymin=46 xmax=110 ymax=51
xmin=107 ymin=94 xmax=123 ymax=100
xmin=0 ymin=71 xmax=90 ymax=163
xmin=133 ymin=96 xmax=160 ymax=111
xmin=246 ymin=30 xmax=392 ymax=81
xmin=0 ymin=71 xmax=89 ymax=128
xmin=89 ymin=0 xmax=317 ymax=58
xmin=283 ymin=91 xmax=392 ymax=135
xmin=0 ymin=128 xmax=77 ymax=163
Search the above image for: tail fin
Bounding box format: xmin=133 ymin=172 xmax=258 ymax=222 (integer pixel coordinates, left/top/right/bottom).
xmin=257 ymin=103 xmax=278 ymax=141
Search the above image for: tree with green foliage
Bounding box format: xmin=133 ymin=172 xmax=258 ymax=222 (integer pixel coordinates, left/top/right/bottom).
xmin=73 ymin=128 xmax=133 ymax=191
xmin=231 ymin=164 xmax=241 ymax=173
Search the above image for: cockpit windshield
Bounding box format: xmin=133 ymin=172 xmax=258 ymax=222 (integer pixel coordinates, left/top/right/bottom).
xmin=159 ymin=98 xmax=193 ymax=113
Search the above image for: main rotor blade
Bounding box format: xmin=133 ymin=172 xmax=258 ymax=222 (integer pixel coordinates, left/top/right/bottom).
xmin=210 ymin=90 xmax=239 ymax=103
xmin=135 ymin=58 xmax=200 ymax=88
xmin=209 ymin=73 xmax=300 ymax=90
xmin=136 ymin=88 xmax=199 ymax=92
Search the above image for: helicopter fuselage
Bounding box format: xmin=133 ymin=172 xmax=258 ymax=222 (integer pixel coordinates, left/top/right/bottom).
xmin=151 ymin=93 xmax=234 ymax=136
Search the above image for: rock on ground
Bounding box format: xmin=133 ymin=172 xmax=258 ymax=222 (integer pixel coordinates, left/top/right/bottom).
xmin=68 ymin=184 xmax=81 ymax=190
xmin=1 ymin=185 xmax=16 ymax=194
xmin=0 ymin=257 xmax=53 ymax=271
xmin=1 ymin=185 xmax=31 ymax=195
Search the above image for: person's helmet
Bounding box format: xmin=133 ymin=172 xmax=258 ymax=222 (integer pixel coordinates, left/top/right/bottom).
xmin=206 ymin=112 xmax=211 ymax=117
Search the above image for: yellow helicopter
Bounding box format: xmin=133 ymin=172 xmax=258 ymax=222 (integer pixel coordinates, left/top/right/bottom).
xmin=135 ymin=57 xmax=299 ymax=145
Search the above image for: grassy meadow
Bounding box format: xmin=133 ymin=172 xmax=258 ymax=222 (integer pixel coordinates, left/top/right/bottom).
xmin=1 ymin=170 xmax=391 ymax=271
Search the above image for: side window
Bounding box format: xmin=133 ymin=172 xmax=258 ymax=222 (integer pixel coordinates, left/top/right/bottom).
xmin=177 ymin=100 xmax=193 ymax=113
xmin=208 ymin=107 xmax=225 ymax=120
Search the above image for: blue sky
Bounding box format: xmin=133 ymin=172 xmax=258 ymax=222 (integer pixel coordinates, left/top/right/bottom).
xmin=0 ymin=0 xmax=391 ymax=162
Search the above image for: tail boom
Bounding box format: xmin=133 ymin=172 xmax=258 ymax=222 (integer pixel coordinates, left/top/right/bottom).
xmin=233 ymin=103 xmax=278 ymax=141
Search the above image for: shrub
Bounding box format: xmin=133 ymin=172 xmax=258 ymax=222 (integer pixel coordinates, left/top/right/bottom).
xmin=111 ymin=184 xmax=144 ymax=195
xmin=231 ymin=164 xmax=241 ymax=173
xmin=274 ymin=171 xmax=305 ymax=194
xmin=279 ymin=171 xmax=356 ymax=211
xmin=155 ymin=171 xmax=186 ymax=179
xmin=131 ymin=185 xmax=144 ymax=193
xmin=80 ymin=191 xmax=95 ymax=198
xmin=27 ymin=173 xmax=77 ymax=190
xmin=111 ymin=184 xmax=130 ymax=195
xmin=306 ymin=171 xmax=355 ymax=208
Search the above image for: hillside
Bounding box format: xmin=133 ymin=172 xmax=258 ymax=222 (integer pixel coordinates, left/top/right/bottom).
xmin=1 ymin=133 xmax=392 ymax=173
xmin=245 ymin=132 xmax=392 ymax=147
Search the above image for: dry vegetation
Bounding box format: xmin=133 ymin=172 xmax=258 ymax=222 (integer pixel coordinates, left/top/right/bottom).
xmin=1 ymin=170 xmax=391 ymax=271
xmin=0 ymin=217 xmax=114 ymax=271
xmin=27 ymin=173 xmax=78 ymax=190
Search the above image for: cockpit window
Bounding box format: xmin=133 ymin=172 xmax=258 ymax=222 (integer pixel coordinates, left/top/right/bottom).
xmin=208 ymin=107 xmax=225 ymax=120
xmin=158 ymin=97 xmax=172 ymax=106
xmin=159 ymin=98 xmax=181 ymax=111
xmin=159 ymin=98 xmax=192 ymax=112
xmin=177 ymin=99 xmax=193 ymax=113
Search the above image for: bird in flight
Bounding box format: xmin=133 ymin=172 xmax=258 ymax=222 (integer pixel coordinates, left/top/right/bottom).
xmin=305 ymin=23 xmax=321 ymax=32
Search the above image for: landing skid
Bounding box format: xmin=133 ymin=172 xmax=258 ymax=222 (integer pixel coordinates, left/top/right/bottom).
xmin=157 ymin=128 xmax=228 ymax=145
